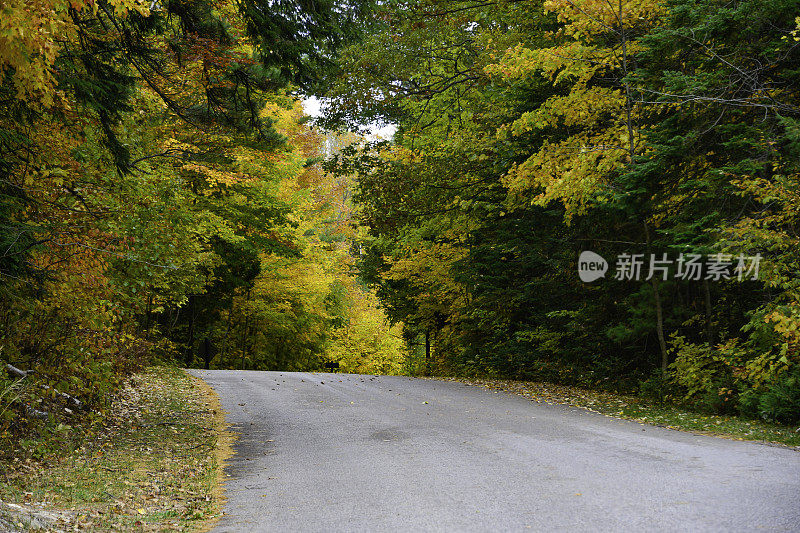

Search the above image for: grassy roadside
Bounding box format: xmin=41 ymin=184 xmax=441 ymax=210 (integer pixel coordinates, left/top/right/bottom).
xmin=437 ymin=377 xmax=800 ymax=448
xmin=0 ymin=367 xmax=232 ymax=531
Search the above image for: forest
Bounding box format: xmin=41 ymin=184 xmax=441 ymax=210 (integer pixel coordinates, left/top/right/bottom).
xmin=1 ymin=0 xmax=800 ymax=445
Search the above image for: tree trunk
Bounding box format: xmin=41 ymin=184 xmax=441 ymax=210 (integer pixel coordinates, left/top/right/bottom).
xmin=240 ymin=289 xmax=251 ymax=370
xmin=203 ymin=337 xmax=212 ymax=370
xmin=643 ymin=223 xmax=669 ymax=372
xmin=220 ymin=305 xmax=234 ymax=361
xmin=240 ymin=314 xmax=249 ymax=371
xmin=144 ymin=293 xmax=153 ymax=337
xmin=650 ymin=278 xmax=669 ymax=372
xmin=185 ymin=295 xmax=195 ymax=367
xmin=6 ymin=364 xmax=84 ymax=411
xmin=276 ymin=336 xmax=284 ymax=370
xmin=424 ymin=328 xmax=431 ymax=376
xmin=703 ymin=279 xmax=714 ymax=345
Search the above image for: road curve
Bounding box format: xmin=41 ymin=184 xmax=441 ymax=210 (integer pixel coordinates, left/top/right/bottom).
xmin=188 ymin=370 xmax=800 ymax=532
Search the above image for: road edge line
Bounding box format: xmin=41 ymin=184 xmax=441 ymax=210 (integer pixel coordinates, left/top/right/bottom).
xmin=186 ymin=371 xmax=238 ymax=532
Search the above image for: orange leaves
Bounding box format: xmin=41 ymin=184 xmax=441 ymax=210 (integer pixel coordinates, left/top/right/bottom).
xmin=177 ymin=33 xmax=254 ymax=75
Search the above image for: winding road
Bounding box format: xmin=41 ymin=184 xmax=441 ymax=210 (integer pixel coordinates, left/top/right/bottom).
xmin=189 ymin=370 xmax=800 ymax=532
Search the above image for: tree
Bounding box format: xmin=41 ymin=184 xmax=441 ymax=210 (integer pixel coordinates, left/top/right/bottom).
xmin=0 ymin=0 xmax=377 ymax=433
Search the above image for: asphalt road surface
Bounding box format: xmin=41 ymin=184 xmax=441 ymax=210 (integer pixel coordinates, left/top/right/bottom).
xmin=189 ymin=370 xmax=800 ymax=532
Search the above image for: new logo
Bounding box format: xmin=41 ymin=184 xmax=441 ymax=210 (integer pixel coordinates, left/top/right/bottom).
xmin=578 ymin=251 xmax=608 ymax=282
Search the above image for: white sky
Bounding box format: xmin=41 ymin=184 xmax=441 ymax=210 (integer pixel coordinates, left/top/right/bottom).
xmin=302 ymin=96 xmax=396 ymax=140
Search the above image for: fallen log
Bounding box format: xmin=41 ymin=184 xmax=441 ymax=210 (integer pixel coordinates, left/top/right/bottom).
xmin=6 ymin=364 xmax=85 ymax=411
xmin=23 ymin=404 xmax=49 ymax=419
xmin=5 ymin=364 xmax=29 ymax=378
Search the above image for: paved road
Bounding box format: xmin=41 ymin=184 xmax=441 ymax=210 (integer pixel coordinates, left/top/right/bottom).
xmin=189 ymin=370 xmax=800 ymax=532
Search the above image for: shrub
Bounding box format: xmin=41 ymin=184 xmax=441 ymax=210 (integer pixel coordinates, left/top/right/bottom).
xmin=739 ymin=368 xmax=800 ymax=424
xmin=697 ymin=383 xmax=738 ymax=415
xmin=669 ymin=335 xmax=731 ymax=399
xmin=639 ymin=369 xmax=673 ymax=404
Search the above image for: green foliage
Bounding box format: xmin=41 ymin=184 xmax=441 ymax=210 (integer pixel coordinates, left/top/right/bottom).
xmin=0 ymin=0 xmax=395 ymax=447
xmin=668 ymin=336 xmax=731 ymax=400
xmin=3 ymin=0 xmax=800 ymax=440
xmin=638 ymin=369 xmax=675 ymax=405
xmin=320 ymin=0 xmax=800 ymax=425
xmin=739 ymin=369 xmax=800 ymax=424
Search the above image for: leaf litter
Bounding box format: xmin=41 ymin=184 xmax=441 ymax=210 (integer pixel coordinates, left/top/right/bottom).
xmin=0 ymin=367 xmax=229 ymax=531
